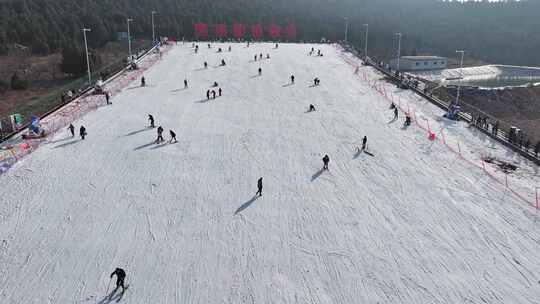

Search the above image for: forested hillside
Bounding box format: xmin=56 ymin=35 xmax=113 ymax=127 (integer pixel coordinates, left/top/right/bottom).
xmin=0 ymin=0 xmax=539 ymax=66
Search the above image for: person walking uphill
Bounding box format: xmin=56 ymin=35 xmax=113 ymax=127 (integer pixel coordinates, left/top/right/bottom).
xmin=110 ymin=268 xmax=127 ymax=292
xmin=156 ymin=126 xmax=164 ymax=143
xmin=322 ymin=154 xmax=330 ymax=170
xmin=68 ymin=124 xmax=75 ymax=137
xmin=79 ymin=126 xmax=87 ymax=140
xmin=256 ymin=177 xmax=263 ymax=197
xmin=169 ymin=130 xmax=177 ymax=143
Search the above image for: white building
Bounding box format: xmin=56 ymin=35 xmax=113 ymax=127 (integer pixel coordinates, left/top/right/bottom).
xmin=389 ymin=56 xmax=447 ymax=71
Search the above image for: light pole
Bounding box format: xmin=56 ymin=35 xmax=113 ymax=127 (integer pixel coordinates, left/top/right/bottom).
xmin=82 ymin=28 xmax=92 ymax=85
xmin=127 ymin=18 xmax=134 ymax=61
xmin=395 ymin=33 xmax=402 ymax=72
xmin=151 ymin=11 xmax=157 ymax=45
xmin=363 ymin=23 xmax=369 ymax=59
xmin=455 ymin=50 xmax=465 ymax=106
xmin=344 ymin=17 xmax=349 ymax=43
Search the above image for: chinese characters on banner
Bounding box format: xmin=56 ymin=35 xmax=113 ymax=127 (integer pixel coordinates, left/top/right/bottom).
xmin=268 ymin=24 xmax=281 ymax=39
xmin=286 ymin=23 xmax=297 ymax=40
xmin=251 ymin=24 xmax=263 ymax=40
xmin=194 ymin=23 xmax=297 ymax=40
xmin=233 ymin=23 xmax=246 ymax=40
xmin=194 ymin=23 xmax=208 ymax=39
xmin=215 ymin=24 xmax=227 ymax=38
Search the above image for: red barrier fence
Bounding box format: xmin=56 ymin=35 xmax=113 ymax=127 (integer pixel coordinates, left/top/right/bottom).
xmin=0 ymin=45 xmax=172 ymax=175
xmin=335 ymin=44 xmax=538 ymax=210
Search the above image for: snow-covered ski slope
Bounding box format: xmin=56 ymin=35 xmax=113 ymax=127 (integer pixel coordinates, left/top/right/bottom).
xmin=1 ymin=42 xmax=540 ymax=303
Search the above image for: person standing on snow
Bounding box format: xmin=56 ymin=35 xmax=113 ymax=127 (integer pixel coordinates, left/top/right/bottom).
xmin=362 ymin=136 xmax=368 ymax=150
xmin=68 ymin=124 xmax=75 ymax=137
xmin=148 ymin=114 xmax=155 ymax=128
xmin=206 ymin=90 xmax=211 ymax=100
xmin=322 ymin=154 xmax=330 ymax=170
xmin=309 ymin=104 xmax=316 ymax=112
xmin=404 ymin=114 xmax=411 ymax=127
xmin=79 ymin=126 xmax=87 ymax=140
xmin=204 ymin=62 xmax=208 ymax=69
xmin=169 ymin=130 xmax=177 ymax=143
xmin=218 ymin=88 xmax=222 ymax=97
xmin=258 ymin=68 xmax=262 ymax=76
xmin=156 ymin=126 xmax=164 ymax=143
xmin=184 ymin=79 xmax=188 ymax=89
xmin=141 ymin=77 xmax=146 ymax=87
xmin=105 ymin=91 xmax=111 ymax=105
xmin=393 ymin=107 xmax=399 ymax=120
xmin=254 ymin=55 xmax=257 ymax=62
xmin=256 ymin=177 xmax=263 ymax=197
xmin=211 ymin=90 xmax=216 ymax=99
xmin=110 ymin=268 xmax=127 ymax=292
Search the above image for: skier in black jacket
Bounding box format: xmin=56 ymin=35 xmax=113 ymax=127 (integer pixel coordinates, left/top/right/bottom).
xmin=148 ymin=114 xmax=155 ymax=128
xmin=68 ymin=124 xmax=75 ymax=137
xmin=79 ymin=126 xmax=87 ymax=140
xmin=169 ymin=130 xmax=177 ymax=143
xmin=110 ymin=268 xmax=127 ymax=292
xmin=256 ymin=177 xmax=263 ymax=197
xmin=157 ymin=126 xmax=164 ymax=143
xmin=322 ymin=154 xmax=330 ymax=170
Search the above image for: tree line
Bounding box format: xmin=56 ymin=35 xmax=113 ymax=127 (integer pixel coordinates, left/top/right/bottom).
xmin=0 ymin=0 xmax=539 ymax=69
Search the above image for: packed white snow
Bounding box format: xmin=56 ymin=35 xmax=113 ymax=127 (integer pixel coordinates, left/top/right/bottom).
xmin=1 ymin=42 xmax=540 ymax=304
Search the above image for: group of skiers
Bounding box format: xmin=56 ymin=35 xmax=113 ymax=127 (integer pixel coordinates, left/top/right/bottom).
xmin=148 ymin=114 xmax=177 ymax=143
xmin=68 ymin=123 xmax=87 ymax=140
xmin=309 ymin=47 xmax=323 ymax=57
xmin=390 ymin=102 xmax=412 ymax=127
xmin=253 ymin=53 xmax=270 ymax=61
xmin=206 ymin=86 xmax=223 ymax=100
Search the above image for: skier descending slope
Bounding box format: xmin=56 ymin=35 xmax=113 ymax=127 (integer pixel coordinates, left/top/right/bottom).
xmin=110 ymin=268 xmax=127 ymax=292
xmin=148 ymin=114 xmax=155 ymax=128
xmin=404 ymin=114 xmax=412 ymax=127
xmin=322 ymin=154 xmax=330 ymax=170
xmin=290 ymin=75 xmax=295 ymax=84
xmin=256 ymin=177 xmax=263 ymax=197
xmin=362 ymin=136 xmax=368 ymax=150
xmin=169 ymin=130 xmax=177 ymax=143
xmin=309 ymin=104 xmax=316 ymax=112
